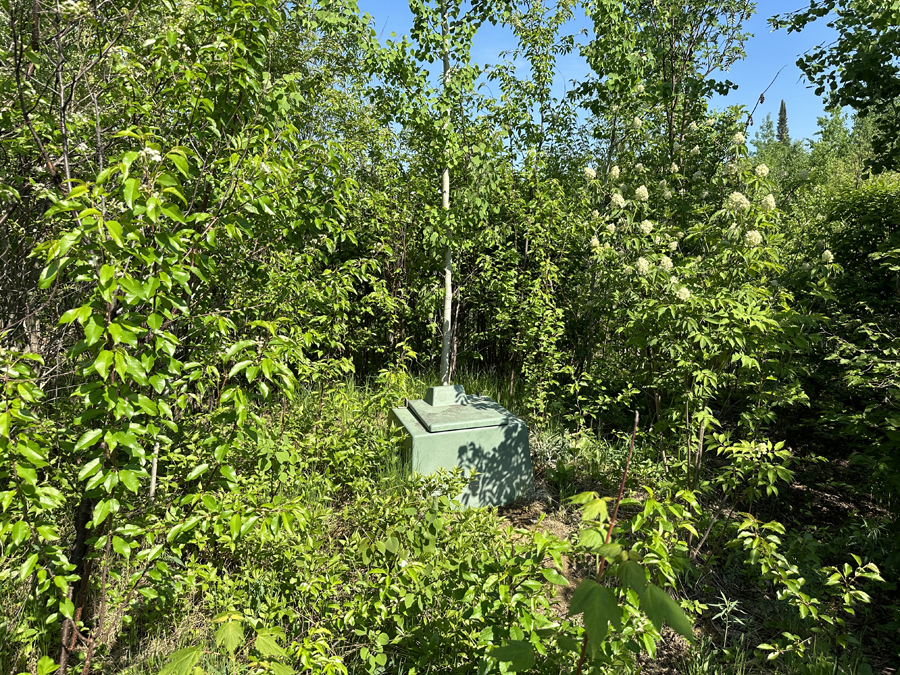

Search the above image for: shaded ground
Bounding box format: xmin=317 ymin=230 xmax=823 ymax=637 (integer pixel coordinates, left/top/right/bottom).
xmin=496 ymin=455 xmax=899 ymax=675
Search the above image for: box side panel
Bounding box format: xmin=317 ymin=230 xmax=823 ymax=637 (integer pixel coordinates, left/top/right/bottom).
xmin=456 ymin=421 xmax=533 ymax=508
xmin=406 ymin=421 xmax=533 ymax=508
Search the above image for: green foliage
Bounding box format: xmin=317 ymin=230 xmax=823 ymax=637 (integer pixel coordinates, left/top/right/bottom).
xmin=772 ymin=0 xmax=900 ymax=171
xmin=2 ymin=0 xmax=898 ymax=672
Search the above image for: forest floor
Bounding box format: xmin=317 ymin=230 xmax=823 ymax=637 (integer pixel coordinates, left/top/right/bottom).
xmin=498 ymin=457 xmax=899 ymax=675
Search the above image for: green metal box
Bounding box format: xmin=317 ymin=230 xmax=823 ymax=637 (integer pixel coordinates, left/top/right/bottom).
xmin=389 ymin=385 xmax=533 ymax=508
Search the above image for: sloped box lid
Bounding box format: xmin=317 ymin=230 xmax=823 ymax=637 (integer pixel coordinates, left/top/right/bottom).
xmin=407 ymin=385 xmax=517 ymax=432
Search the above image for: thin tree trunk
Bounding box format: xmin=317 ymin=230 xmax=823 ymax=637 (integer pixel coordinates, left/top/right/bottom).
xmin=148 ymin=441 xmax=160 ymax=503
xmin=438 ymin=6 xmax=453 ymax=386
xmin=58 ymin=496 xmax=93 ymax=675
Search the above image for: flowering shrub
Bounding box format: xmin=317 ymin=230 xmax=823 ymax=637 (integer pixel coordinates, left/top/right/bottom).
xmin=726 ymin=191 xmax=751 ymax=211
xmin=744 ymin=229 xmax=763 ymax=246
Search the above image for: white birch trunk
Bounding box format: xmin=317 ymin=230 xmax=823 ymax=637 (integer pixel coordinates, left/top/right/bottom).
xmin=438 ymin=6 xmax=453 ymax=386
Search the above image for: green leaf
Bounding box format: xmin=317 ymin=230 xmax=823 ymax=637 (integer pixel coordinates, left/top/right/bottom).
xmin=582 ymin=498 xmax=610 ymax=521
xmin=254 ymin=629 xmax=285 ymax=657
xmin=11 ymin=521 xmax=30 ymax=546
xmin=224 ymin=339 xmax=256 ymax=360
xmin=124 ymin=178 xmax=140 ymax=208
xmin=38 ymin=261 xmax=59 ymax=289
xmin=161 ymin=203 xmax=186 ymax=223
xmin=569 ymin=579 xmax=621 ymax=649
xmin=541 ymin=568 xmax=569 ymax=586
xmin=16 ymin=464 xmax=37 ymax=485
xmin=17 ymin=441 xmax=48 ymax=467
xmin=84 ymin=314 xmax=105 ymax=345
xmin=618 ymin=560 xmax=647 ymax=596
xmin=640 ymin=585 xmax=694 ymax=641
xmin=37 ymin=525 xmax=59 ymax=541
xmin=227 ymin=360 xmax=253 ymax=379
xmin=487 ymin=641 xmax=535 ymax=671
xmin=185 ymin=463 xmax=209 ymax=481
xmin=158 ymin=647 xmax=202 ymax=675
xmin=94 ymin=350 xmax=114 ymax=379
xmin=37 ymin=656 xmax=58 ymax=675
xmin=92 ymin=499 xmax=111 ymax=526
xmin=119 ymin=469 xmax=139 ymax=493
xmin=78 ymin=456 xmax=103 ymax=480
xmin=168 ymin=153 xmax=190 ymax=177
xmin=19 ymin=552 xmax=39 ymax=580
xmin=59 ymin=307 xmax=84 ymax=324
xmin=578 ymin=528 xmax=606 ymax=551
xmin=271 ymin=663 xmax=294 ymax=675
xmin=113 ymin=536 xmax=131 ymax=559
xmin=597 ymin=543 xmax=623 ymax=560
xmin=75 ymin=429 xmax=103 ymax=452
xmin=216 ymin=620 xmax=244 ymax=654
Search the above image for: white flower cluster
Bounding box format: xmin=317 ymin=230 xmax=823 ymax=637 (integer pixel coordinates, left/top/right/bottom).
xmin=590 ymin=235 xmax=600 ymax=249
xmin=676 ymin=286 xmax=691 ymax=301
xmin=659 ymin=179 xmax=667 ymax=188
xmin=755 ymin=164 xmax=769 ymax=178
xmin=726 ymin=191 xmax=750 ymax=212
xmin=659 ymin=255 xmax=674 ymax=271
xmin=635 ymin=185 xmax=649 ymax=201
xmin=744 ymin=229 xmax=763 ymax=247
xmin=821 ymin=249 xmax=834 ymax=263
xmin=662 ymin=189 xmax=672 ymax=200
xmin=732 ymin=132 xmax=745 ymax=145
xmin=689 ymin=122 xmax=698 ymax=131
xmin=633 ymin=117 xmax=643 ymax=129
xmin=636 ymin=257 xmax=651 ymax=275
xmin=636 ymin=83 xmax=645 ymax=93
xmin=640 ymin=220 xmax=653 ymax=235
xmin=592 ymin=209 xmax=599 ymax=219
xmin=669 ymin=241 xmax=678 ymax=251
xmin=139 ymin=147 xmax=162 ymax=163
xmin=674 ymin=142 xmax=681 ymax=151
xmin=706 ymin=118 xmax=715 ymax=127
xmin=609 ymin=165 xmax=620 ymax=180
xmin=670 ymin=163 xmax=679 ymax=174
xmin=635 ymin=163 xmax=645 ymax=172
xmin=606 ymin=222 xmax=616 ymax=234
xmin=691 ymin=145 xmax=700 ymax=156
xmin=611 ymin=192 xmax=626 ymax=209
xmin=701 ymin=191 xmax=709 ymax=199
xmin=584 ymin=166 xmax=596 ymax=180
xmin=762 ymin=193 xmax=776 ymax=212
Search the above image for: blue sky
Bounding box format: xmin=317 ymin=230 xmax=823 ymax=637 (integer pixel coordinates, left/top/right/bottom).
xmin=357 ymin=0 xmax=839 ymax=144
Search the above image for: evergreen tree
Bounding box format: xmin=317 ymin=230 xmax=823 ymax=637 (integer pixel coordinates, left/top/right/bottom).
xmin=777 ymin=100 xmax=790 ymax=144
